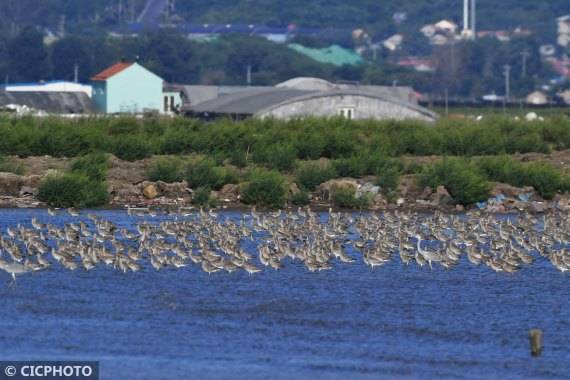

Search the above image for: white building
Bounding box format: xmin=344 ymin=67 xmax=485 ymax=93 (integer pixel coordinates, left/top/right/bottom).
xmin=526 ymin=91 xmax=548 ymax=106
xmin=3 ymin=81 xmax=93 ymax=98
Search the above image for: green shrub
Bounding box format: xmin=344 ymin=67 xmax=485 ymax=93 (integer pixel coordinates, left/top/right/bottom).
xmin=295 ymin=162 xmax=336 ymax=190
xmin=0 ymin=115 xmax=569 ymax=164
xmin=332 ymin=156 xmax=368 ymax=178
xmin=522 ymin=163 xmax=562 ymax=199
xmin=228 ymin=150 xmax=248 ymax=168
xmin=146 ymin=157 xmax=184 ymax=183
xmin=294 ymin=131 xmax=326 ymax=159
xmin=420 ymin=158 xmax=489 ymax=205
xmin=108 ymin=118 xmax=140 ymax=135
xmin=192 ymin=186 xmax=218 ymax=208
xmin=71 ymin=152 xmax=108 ymax=181
xmin=332 ymin=187 xmax=372 ymax=209
xmin=113 ymin=135 xmax=154 ymax=161
xmin=561 ymin=174 xmax=570 ymax=193
xmin=252 ymin=143 xmax=297 ymax=171
xmin=478 ymin=156 xmax=563 ymax=199
xmin=291 ymin=189 xmax=310 ymax=206
xmin=376 ymin=165 xmax=401 ymax=192
xmin=185 ymin=159 xmax=237 ymax=190
xmin=38 ymin=172 xmax=108 ymax=208
xmin=241 ymin=169 xmax=286 ymax=209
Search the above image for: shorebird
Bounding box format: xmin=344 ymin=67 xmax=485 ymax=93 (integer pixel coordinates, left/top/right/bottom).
xmin=0 ymin=259 xmax=31 ymax=286
xmin=0 ymin=207 xmax=567 ymax=279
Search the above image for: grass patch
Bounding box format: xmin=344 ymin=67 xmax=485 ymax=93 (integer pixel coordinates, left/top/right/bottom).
xmin=0 ymin=156 xmax=24 ymax=175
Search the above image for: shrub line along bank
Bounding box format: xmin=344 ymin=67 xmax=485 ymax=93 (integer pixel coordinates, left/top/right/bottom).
xmin=1 ymin=115 xmax=570 ymax=160
xmin=0 ymin=115 xmax=566 ymax=209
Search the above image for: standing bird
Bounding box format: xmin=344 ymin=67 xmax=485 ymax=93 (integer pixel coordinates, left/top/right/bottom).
xmin=0 ymin=259 xmax=30 ymax=286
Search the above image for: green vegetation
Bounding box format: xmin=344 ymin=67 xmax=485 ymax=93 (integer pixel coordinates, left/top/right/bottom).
xmin=4 ymin=115 xmax=570 ymax=208
xmin=112 ymin=135 xmax=154 ymax=162
xmin=332 ymin=187 xmax=372 ymax=210
xmin=146 ymin=157 xmax=184 ymax=183
xmin=71 ymin=151 xmax=108 ymax=182
xmin=252 ymin=143 xmax=297 ymax=172
xmin=38 ymin=153 xmax=109 ymax=208
xmin=420 ymin=158 xmax=490 ymax=206
xmin=477 ymin=156 xmax=565 ymax=199
xmin=38 ymin=172 xmax=108 ymax=208
xmin=185 ymin=158 xmax=237 ymax=190
xmin=0 ymin=156 xmax=24 ymax=175
xmin=295 ymin=162 xmax=336 ymax=191
xmin=241 ymin=169 xmax=286 ymax=209
xmin=1 ymin=116 xmax=569 ymax=160
xmin=291 ymin=190 xmax=311 ymax=206
xmin=192 ymin=186 xmax=218 ymax=208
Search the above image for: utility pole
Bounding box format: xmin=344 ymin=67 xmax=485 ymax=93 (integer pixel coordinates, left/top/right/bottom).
xmin=444 ymin=88 xmax=449 ymax=116
xmin=74 ymin=63 xmax=79 ymax=83
xmin=59 ymin=15 xmax=66 ymax=37
xmin=471 ymin=0 xmax=476 ymax=39
xmin=503 ymin=64 xmax=511 ymax=101
xmin=118 ymin=0 xmax=123 ymax=24
xmin=521 ymin=49 xmax=530 ymax=78
xmin=246 ymin=64 xmax=252 ymax=86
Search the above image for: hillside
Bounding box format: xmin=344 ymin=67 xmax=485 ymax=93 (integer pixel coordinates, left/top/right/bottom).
xmin=0 ymin=0 xmax=567 ymax=40
xmin=176 ymin=0 xmax=568 ymax=39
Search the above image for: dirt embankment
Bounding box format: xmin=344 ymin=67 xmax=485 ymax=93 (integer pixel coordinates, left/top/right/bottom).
xmin=0 ymin=151 xmax=569 ymax=211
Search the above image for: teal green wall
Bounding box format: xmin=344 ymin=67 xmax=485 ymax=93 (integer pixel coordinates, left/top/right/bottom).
xmin=93 ymin=63 xmax=164 ymax=114
xmin=92 ymin=82 xmax=107 ymax=113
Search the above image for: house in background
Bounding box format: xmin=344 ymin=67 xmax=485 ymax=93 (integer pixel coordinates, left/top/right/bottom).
xmin=162 ymin=83 xmax=185 ymax=115
xmin=526 ymin=91 xmax=548 ymax=106
xmin=91 ymin=61 xmax=164 ymax=114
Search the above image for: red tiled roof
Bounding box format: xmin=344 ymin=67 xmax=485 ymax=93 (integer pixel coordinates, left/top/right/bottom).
xmin=91 ymin=62 xmax=133 ymax=81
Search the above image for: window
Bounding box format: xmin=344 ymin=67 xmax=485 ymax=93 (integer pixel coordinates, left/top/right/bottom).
xmin=338 ymin=107 xmax=355 ymax=120
xmin=164 ymin=96 xmax=169 ymax=112
xmin=170 ymin=96 xmax=175 ymax=111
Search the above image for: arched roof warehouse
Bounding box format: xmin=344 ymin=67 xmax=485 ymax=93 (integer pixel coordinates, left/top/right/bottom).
xmin=186 ymin=87 xmax=437 ymax=122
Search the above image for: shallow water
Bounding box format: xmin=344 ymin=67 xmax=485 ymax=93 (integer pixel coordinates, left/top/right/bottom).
xmin=0 ymin=209 xmax=568 ymax=380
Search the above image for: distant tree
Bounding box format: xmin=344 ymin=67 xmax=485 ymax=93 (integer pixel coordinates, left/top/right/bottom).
xmin=8 ymin=26 xmax=49 ymax=82
xmin=50 ymin=37 xmax=93 ymax=82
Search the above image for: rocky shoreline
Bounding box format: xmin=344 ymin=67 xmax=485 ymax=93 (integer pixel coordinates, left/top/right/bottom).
xmin=0 ymin=154 xmax=569 ymax=213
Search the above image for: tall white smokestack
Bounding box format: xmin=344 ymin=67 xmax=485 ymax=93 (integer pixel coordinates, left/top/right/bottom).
xmin=462 ymin=0 xmax=476 ymax=40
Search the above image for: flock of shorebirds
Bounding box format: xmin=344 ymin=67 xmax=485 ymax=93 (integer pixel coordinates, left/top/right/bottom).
xmin=0 ymin=207 xmax=569 ymax=285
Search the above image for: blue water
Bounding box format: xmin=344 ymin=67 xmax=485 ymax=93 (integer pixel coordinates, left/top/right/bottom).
xmin=0 ymin=209 xmax=568 ymax=380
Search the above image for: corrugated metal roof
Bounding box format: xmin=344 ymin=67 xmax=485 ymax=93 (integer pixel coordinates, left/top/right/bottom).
xmin=188 ymin=87 xmax=436 ymax=120
xmin=91 ymin=62 xmax=133 ymax=81
xmin=0 ymin=91 xmax=94 ymax=114
xmin=189 ymin=88 xmax=314 ymax=115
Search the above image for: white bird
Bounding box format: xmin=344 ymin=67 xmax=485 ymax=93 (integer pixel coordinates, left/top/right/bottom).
xmin=0 ymin=259 xmax=30 ymax=286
